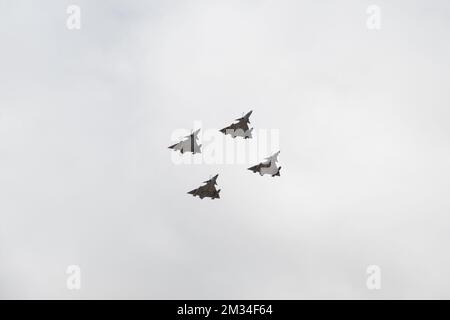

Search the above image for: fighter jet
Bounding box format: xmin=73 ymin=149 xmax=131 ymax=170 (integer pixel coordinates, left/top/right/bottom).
xmin=168 ymin=129 xmax=202 ymax=154
xmin=187 ymin=174 xmax=221 ymax=199
xmin=248 ymin=151 xmax=281 ymax=177
xmin=220 ymin=110 xmax=253 ymax=139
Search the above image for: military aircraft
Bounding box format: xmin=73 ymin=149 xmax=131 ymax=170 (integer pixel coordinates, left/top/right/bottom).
xmin=187 ymin=174 xmax=221 ymax=199
xmin=248 ymin=151 xmax=281 ymax=177
xmin=219 ymin=110 xmax=253 ymax=139
xmin=168 ymin=129 xmax=202 ymax=154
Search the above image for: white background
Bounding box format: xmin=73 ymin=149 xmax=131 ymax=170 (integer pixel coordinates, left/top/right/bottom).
xmin=1 ymin=0 xmax=450 ymax=298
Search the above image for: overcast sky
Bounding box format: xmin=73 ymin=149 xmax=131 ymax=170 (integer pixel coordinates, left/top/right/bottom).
xmin=1 ymin=0 xmax=450 ymax=299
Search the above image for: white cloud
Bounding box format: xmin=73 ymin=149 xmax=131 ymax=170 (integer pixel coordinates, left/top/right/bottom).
xmin=1 ymin=0 xmax=450 ymax=298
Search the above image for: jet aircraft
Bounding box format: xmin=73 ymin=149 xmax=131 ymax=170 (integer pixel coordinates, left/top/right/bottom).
xmin=219 ymin=110 xmax=253 ymax=139
xmin=187 ymin=174 xmax=221 ymax=199
xmin=248 ymin=151 xmax=281 ymax=177
xmin=168 ymin=129 xmax=202 ymax=154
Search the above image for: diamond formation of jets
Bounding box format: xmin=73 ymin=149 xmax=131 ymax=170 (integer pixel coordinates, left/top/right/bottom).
xmin=220 ymin=110 xmax=253 ymax=139
xmin=187 ymin=174 xmax=221 ymax=200
xmin=248 ymin=151 xmax=282 ymax=177
xmin=169 ymin=110 xmax=282 ymax=200
xmin=168 ymin=129 xmax=202 ymax=154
